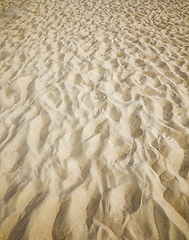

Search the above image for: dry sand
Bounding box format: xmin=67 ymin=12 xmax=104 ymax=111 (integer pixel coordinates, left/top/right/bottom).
xmin=0 ymin=0 xmax=189 ymax=239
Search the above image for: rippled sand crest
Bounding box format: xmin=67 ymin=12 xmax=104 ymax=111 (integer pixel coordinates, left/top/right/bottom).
xmin=0 ymin=0 xmax=189 ymax=239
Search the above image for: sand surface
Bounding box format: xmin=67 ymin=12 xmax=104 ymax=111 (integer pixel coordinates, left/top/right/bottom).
xmin=0 ymin=0 xmax=189 ymax=239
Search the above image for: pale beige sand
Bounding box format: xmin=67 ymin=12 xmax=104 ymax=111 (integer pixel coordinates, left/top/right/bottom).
xmin=0 ymin=0 xmax=189 ymax=239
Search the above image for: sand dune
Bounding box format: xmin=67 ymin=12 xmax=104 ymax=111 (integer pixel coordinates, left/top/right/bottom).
xmin=0 ymin=0 xmax=189 ymax=239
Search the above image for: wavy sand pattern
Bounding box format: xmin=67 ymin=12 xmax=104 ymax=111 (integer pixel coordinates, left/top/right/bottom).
xmin=0 ymin=0 xmax=189 ymax=239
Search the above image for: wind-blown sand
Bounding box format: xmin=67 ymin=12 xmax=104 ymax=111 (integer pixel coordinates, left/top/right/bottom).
xmin=0 ymin=0 xmax=189 ymax=239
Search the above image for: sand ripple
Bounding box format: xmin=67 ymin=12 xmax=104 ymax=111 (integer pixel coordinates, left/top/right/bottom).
xmin=0 ymin=0 xmax=189 ymax=239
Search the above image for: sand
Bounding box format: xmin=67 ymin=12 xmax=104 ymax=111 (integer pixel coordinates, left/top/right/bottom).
xmin=0 ymin=0 xmax=189 ymax=239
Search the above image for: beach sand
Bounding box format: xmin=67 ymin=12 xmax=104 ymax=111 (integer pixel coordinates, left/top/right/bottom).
xmin=0 ymin=0 xmax=189 ymax=239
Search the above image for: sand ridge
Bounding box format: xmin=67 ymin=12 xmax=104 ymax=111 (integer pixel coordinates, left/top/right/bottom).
xmin=0 ymin=0 xmax=189 ymax=239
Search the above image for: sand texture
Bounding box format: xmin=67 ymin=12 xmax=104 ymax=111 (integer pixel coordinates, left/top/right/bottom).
xmin=0 ymin=0 xmax=189 ymax=239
